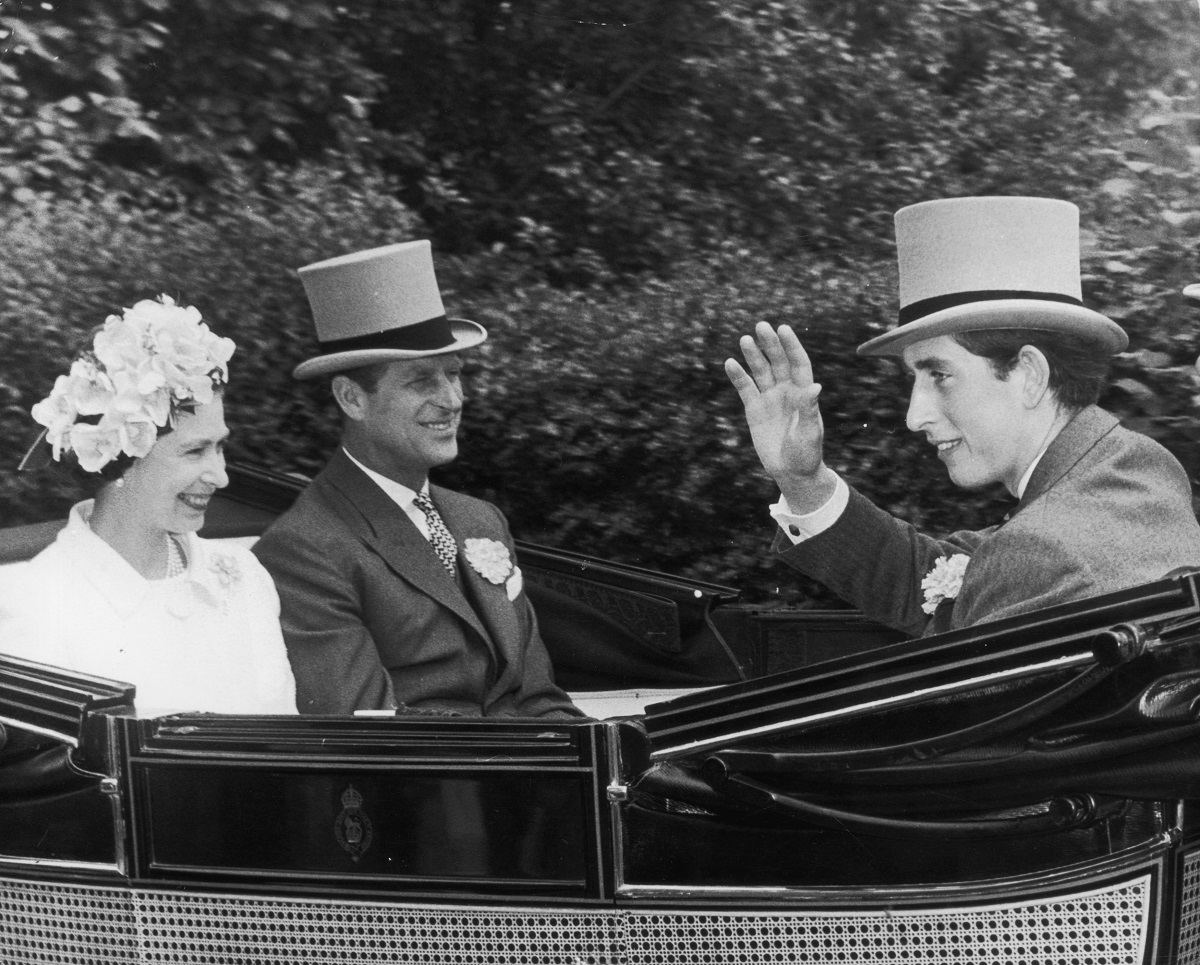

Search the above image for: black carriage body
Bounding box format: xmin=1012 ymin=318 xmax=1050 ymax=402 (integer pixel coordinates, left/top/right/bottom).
xmin=4 ymin=465 xmax=1200 ymax=963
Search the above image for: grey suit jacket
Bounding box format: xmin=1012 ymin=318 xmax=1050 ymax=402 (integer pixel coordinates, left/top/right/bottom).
xmin=252 ymin=450 xmax=582 ymax=717
xmin=776 ymin=406 xmax=1200 ymax=637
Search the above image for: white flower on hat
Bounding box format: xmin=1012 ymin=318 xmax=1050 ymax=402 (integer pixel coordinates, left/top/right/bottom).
xmin=69 ymin=420 xmax=125 ymax=473
xmin=30 ymin=376 xmax=78 ymax=459
xmin=94 ymin=315 xmax=147 ymax=373
xmin=119 ymin=415 xmax=159 ymax=460
xmin=67 ymin=359 xmax=116 ymax=416
xmin=30 ymin=294 xmax=235 ymax=472
xmin=921 ymin=553 xmax=971 ymax=615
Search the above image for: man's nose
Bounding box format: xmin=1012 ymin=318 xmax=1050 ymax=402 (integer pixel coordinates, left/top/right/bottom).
xmin=906 ymin=385 xmax=932 ymax=433
xmin=433 ymin=374 xmax=463 ymax=410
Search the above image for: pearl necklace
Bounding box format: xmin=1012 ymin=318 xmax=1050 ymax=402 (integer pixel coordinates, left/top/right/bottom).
xmin=165 ymin=534 xmax=187 ymax=579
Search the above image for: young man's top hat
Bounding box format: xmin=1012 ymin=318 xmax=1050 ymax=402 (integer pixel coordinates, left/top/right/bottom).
xmin=858 ymin=196 xmax=1126 ymax=357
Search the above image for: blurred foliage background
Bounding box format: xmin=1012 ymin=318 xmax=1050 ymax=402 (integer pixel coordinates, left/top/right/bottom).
xmin=3 ymin=0 xmax=1200 ymax=605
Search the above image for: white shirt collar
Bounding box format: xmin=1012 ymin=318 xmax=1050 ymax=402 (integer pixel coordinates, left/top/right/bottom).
xmin=342 ymin=447 xmax=428 ymax=507
xmin=1015 ymin=410 xmax=1075 ymax=499
xmin=341 ymin=448 xmax=435 ymax=541
xmin=1015 ymin=446 xmax=1050 ymax=500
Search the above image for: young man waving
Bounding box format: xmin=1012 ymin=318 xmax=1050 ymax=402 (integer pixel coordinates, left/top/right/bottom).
xmin=727 ymin=197 xmax=1200 ymax=636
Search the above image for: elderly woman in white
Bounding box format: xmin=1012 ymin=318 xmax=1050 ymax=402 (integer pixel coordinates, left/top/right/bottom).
xmin=0 ymin=296 xmax=296 ymax=716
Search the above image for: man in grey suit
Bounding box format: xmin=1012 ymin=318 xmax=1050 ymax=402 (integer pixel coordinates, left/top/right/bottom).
xmin=726 ymin=197 xmax=1200 ymax=636
xmin=253 ymin=241 xmax=582 ymax=717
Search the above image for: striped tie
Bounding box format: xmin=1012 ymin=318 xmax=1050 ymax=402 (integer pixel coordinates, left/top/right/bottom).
xmin=414 ymin=491 xmax=458 ymax=577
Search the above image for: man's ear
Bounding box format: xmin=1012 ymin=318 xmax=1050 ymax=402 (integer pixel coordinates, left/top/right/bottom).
xmin=1015 ymin=345 xmax=1052 ymax=408
xmin=331 ymin=374 xmax=367 ymax=422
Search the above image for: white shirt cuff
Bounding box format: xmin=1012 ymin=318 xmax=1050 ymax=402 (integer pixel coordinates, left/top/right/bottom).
xmin=770 ymin=473 xmax=850 ymax=544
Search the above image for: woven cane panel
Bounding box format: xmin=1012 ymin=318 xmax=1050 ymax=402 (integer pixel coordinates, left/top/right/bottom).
xmin=0 ymin=873 xmax=1151 ymax=964
xmin=133 ymin=892 xmax=623 ymax=964
xmin=0 ymin=878 xmax=621 ymax=964
xmin=0 ymin=876 xmax=138 ymax=963
xmin=623 ymin=877 xmax=1152 ymax=965
xmin=1176 ymin=848 xmax=1200 ymax=965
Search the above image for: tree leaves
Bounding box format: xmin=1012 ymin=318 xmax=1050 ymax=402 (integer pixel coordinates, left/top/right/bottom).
xmin=6 ymin=0 xmax=1200 ymax=601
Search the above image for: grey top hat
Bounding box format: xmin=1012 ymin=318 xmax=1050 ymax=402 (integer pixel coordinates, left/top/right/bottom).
xmin=858 ymin=197 xmax=1128 ymax=358
xmin=293 ymin=240 xmax=487 ymax=380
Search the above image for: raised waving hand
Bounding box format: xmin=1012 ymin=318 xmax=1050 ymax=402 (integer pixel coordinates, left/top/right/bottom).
xmin=724 ymin=322 xmax=835 ymax=512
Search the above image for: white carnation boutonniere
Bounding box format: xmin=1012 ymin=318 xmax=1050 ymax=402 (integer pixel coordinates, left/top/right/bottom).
xmin=921 ymin=553 xmax=970 ymax=615
xmin=463 ymin=538 xmax=523 ymax=601
xmin=505 ymin=566 xmax=523 ymax=602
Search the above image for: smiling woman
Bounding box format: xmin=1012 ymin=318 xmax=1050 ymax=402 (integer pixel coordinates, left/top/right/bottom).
xmin=87 ymin=396 xmax=231 ymax=579
xmin=0 ymin=296 xmax=297 ymax=717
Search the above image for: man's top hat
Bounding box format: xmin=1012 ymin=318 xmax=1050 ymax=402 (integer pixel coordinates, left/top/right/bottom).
xmin=857 ymin=196 xmax=1127 ymax=358
xmin=293 ymin=241 xmax=487 ymax=380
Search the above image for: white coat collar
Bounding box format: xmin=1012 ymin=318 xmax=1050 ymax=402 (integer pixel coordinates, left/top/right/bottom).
xmin=57 ymin=501 xmax=227 ymax=618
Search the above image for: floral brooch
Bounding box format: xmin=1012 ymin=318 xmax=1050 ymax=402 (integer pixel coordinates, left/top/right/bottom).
xmin=208 ymin=553 xmax=242 ymax=592
xmin=463 ymin=538 xmax=523 ymax=601
xmin=921 ymin=553 xmax=970 ymax=615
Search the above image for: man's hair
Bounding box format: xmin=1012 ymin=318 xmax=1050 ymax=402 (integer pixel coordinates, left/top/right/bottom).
xmin=335 ymin=362 xmax=390 ymax=394
xmin=330 ymin=362 xmax=390 ymax=427
xmin=950 ymin=329 xmax=1111 ymax=410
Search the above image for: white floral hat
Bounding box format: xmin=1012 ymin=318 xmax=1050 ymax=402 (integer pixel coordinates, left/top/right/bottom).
xmin=24 ymin=295 xmax=236 ymax=473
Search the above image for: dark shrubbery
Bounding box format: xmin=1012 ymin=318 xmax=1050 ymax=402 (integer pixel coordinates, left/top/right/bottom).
xmin=10 ymin=192 xmax=1198 ymax=609
xmin=5 ymin=1 xmax=1200 ymax=606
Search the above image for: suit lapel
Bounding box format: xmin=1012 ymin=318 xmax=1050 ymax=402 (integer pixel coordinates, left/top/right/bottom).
xmin=318 ymin=451 xmax=493 ymax=646
xmin=435 ymin=486 xmax=525 ymax=673
xmin=1016 ymin=405 xmax=1118 ymax=514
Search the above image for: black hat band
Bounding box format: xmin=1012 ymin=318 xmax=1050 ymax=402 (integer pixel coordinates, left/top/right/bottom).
xmin=899 ymin=290 xmax=1084 ymax=326
xmin=318 ymin=315 xmax=456 ymax=354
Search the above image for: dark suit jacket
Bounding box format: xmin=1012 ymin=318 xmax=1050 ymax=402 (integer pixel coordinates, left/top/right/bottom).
xmin=776 ymin=406 xmax=1200 ymax=637
xmin=252 ymin=450 xmax=582 ymax=717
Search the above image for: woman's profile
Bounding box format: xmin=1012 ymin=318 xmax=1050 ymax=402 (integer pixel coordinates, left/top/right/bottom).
xmin=0 ymin=295 xmax=297 ymax=716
